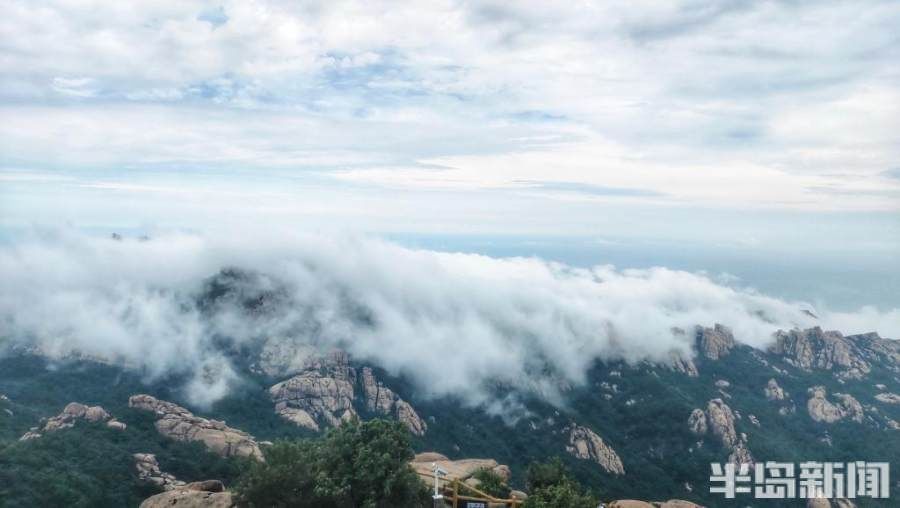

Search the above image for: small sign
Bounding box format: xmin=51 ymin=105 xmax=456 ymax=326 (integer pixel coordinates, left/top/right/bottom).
xmin=460 ymin=501 xmax=488 ymax=508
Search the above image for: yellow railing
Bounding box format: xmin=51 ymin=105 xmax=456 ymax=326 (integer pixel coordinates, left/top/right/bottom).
xmin=448 ymin=478 xmax=524 ymax=507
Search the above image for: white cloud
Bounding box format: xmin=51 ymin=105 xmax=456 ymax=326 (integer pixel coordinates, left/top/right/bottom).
xmin=1 ymin=229 xmax=896 ymax=408
xmin=1 ymin=0 xmax=897 ymax=216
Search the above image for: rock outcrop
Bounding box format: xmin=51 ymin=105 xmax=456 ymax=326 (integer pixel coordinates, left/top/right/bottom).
xmin=705 ymin=399 xmax=737 ymax=448
xmin=764 ymin=378 xmax=788 ymax=401
xmin=668 ymin=351 xmax=699 ymax=377
xmin=129 ymin=395 xmax=263 ymax=461
xmin=134 ymin=453 xmax=185 ymax=491
xmin=688 ymin=399 xmax=753 ymax=465
xmin=565 ymin=424 xmax=625 ymax=475
xmin=19 ymin=402 xmax=125 ymax=440
xmin=697 ymin=324 xmax=735 ymax=360
xmin=139 ymin=481 xmax=233 ymax=508
xmin=687 ymin=409 xmax=707 ymax=435
xmin=771 ymin=328 xmax=872 ymax=379
xmin=874 ymin=392 xmax=900 ymax=404
xmin=409 ymin=452 xmax=511 ymax=485
xmin=361 ymin=367 xmax=428 ymax=436
xmin=806 ymin=387 xmax=864 ymax=424
xmin=268 ymin=352 xmax=426 ymax=435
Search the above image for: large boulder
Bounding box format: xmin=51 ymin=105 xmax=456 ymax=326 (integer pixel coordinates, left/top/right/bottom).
xmin=806 ymin=387 xmax=864 ymax=424
xmin=764 ymin=378 xmax=788 ymax=401
xmin=133 ymin=453 xmax=185 ymax=491
xmin=129 ymin=395 xmax=263 ymax=461
xmin=19 ymin=402 xmax=125 ymax=440
xmin=139 ymin=484 xmax=234 ymax=508
xmin=565 ymin=424 xmax=625 ymax=475
xmin=409 ymin=453 xmax=511 ymax=484
xmin=687 ymin=400 xmax=753 ymax=465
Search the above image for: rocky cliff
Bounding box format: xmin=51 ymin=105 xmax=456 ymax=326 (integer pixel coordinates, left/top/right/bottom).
xmin=268 ymin=351 xmax=427 ymax=435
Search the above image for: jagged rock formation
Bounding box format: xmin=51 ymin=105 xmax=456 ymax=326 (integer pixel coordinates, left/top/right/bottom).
xmin=134 ymin=453 xmax=185 ymax=491
xmin=565 ymin=424 xmax=625 ymax=475
xmin=697 ymin=324 xmax=735 ymax=360
xmin=806 ymin=386 xmax=864 ymax=424
xmin=764 ymin=378 xmax=788 ymax=401
xmin=268 ymin=351 xmax=426 ymax=435
xmin=704 ymin=399 xmax=737 ymax=448
xmin=140 ymin=481 xmax=233 ymax=508
xmin=687 ymin=399 xmax=753 ymax=465
xmin=409 ymin=452 xmax=511 ymax=484
xmin=19 ymin=402 xmax=125 ymax=440
xmin=667 ymin=351 xmax=699 ymax=377
xmin=771 ymin=327 xmax=872 ymax=379
xmin=129 ymin=395 xmax=263 ymax=461
xmin=687 ymin=409 xmax=707 ymax=435
xmin=361 ymin=367 xmax=428 ymax=435
xmin=727 ymin=434 xmax=754 ymax=466
xmin=874 ymin=392 xmax=900 ymax=404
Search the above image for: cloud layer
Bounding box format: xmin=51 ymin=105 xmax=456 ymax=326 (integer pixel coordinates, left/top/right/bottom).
xmin=2 ymin=230 xmax=896 ymax=408
xmin=2 ymin=0 xmax=899 ymax=216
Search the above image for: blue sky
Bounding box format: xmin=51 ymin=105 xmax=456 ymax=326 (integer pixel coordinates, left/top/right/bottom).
xmin=1 ymin=1 xmax=898 ymax=307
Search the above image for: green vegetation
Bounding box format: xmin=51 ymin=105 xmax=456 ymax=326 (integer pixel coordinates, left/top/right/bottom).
xmin=522 ymin=458 xmax=597 ymax=508
xmin=234 ymin=418 xmax=429 ymax=508
xmin=470 ymin=467 xmax=511 ymax=498
xmin=0 ymin=417 xmax=243 ymax=508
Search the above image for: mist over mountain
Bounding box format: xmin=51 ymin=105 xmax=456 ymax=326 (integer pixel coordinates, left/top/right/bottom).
xmin=2 ymin=229 xmax=897 ymax=411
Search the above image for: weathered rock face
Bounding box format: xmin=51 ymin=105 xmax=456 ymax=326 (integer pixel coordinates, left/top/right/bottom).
xmin=727 ymin=434 xmax=754 ymax=466
xmin=688 ymin=409 xmax=707 ymax=435
xmin=565 ymin=424 xmax=625 ymax=475
xmin=771 ymin=327 xmax=872 ymax=379
xmin=874 ymin=392 xmax=900 ymax=404
xmin=705 ymin=399 xmax=737 ymax=448
xmin=688 ymin=399 xmax=753 ymax=465
xmin=139 ymin=482 xmax=234 ymax=508
xmin=668 ymin=351 xmax=699 ymax=377
xmin=806 ymin=387 xmax=864 ymax=424
xmin=19 ymin=402 xmax=125 ymax=440
xmin=268 ymin=352 xmax=426 ymax=435
xmin=409 ymin=452 xmax=511 ymax=483
xmin=361 ymin=367 xmax=428 ymax=435
xmin=129 ymin=395 xmax=263 ymax=461
xmin=764 ymin=378 xmax=788 ymax=401
xmin=697 ymin=324 xmax=735 ymax=360
xmin=134 ymin=453 xmax=185 ymax=491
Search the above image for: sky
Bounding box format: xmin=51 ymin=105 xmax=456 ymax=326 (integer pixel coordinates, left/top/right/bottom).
xmin=1 ymin=0 xmax=899 ymax=309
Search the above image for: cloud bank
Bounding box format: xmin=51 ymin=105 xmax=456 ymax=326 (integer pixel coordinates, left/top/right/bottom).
xmin=1 ymin=229 xmax=897 ymax=408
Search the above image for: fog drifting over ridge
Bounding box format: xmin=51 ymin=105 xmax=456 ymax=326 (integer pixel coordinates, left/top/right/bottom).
xmin=1 ymin=229 xmax=898 ymax=408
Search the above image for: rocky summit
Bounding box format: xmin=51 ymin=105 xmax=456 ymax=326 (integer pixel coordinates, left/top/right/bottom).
xmin=1 ymin=321 xmax=898 ymax=507
xmin=268 ymin=351 xmax=427 ymax=435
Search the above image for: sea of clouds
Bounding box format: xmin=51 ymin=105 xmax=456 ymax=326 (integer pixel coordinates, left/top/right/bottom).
xmin=1 ymin=229 xmax=897 ymax=408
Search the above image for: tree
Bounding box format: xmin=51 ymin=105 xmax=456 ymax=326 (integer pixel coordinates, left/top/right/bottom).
xmin=235 ymin=419 xmax=429 ymax=508
xmin=525 ymin=457 xmax=569 ymax=492
xmin=522 ymin=458 xmax=598 ymax=508
xmin=471 ymin=468 xmax=511 ymax=499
